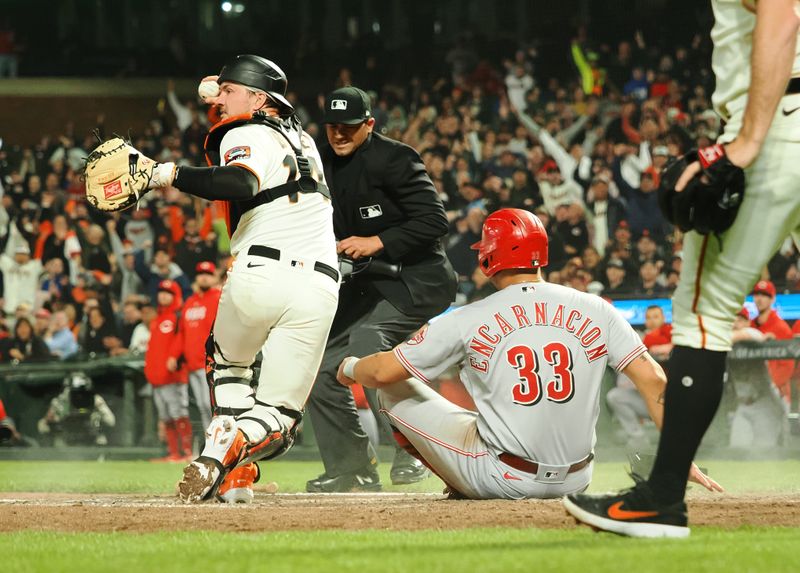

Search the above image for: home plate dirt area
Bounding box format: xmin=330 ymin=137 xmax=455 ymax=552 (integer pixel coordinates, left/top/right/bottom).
xmin=1 ymin=492 xmax=798 ymax=532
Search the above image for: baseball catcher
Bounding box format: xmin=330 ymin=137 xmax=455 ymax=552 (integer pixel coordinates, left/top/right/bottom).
xmin=658 ymin=144 xmax=745 ymax=235
xmin=84 ymin=137 xmax=176 ymax=212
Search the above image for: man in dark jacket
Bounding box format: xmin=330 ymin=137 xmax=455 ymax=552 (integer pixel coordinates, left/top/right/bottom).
xmin=306 ymin=86 xmax=457 ymax=492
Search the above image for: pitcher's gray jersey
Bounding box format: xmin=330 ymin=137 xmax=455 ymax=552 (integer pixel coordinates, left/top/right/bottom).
xmin=394 ymin=281 xmax=645 ymax=466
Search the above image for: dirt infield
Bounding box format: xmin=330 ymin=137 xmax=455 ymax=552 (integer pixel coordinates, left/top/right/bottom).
xmin=1 ymin=491 xmax=798 ymax=532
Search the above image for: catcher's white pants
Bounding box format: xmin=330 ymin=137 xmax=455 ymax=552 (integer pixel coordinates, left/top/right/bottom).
xmin=673 ymin=94 xmax=800 ymax=351
xmin=378 ymin=378 xmax=592 ymax=500
xmin=212 ymin=251 xmax=339 ymax=442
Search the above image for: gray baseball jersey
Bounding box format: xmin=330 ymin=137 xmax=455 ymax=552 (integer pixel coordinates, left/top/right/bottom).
xmin=394 ymin=281 xmax=646 ymax=466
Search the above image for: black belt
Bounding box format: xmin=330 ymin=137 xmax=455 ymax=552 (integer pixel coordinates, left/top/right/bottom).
xmin=788 ymin=77 xmax=800 ymax=95
xmin=498 ymin=452 xmax=594 ymax=475
xmin=247 ymin=245 xmax=339 ymax=283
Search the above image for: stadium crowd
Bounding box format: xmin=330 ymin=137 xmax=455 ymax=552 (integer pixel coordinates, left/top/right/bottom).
xmin=0 ymin=29 xmax=798 ymax=437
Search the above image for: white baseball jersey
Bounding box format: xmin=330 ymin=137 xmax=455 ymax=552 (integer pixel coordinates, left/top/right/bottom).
xmin=220 ymin=124 xmax=338 ymax=268
xmin=393 ymin=281 xmax=646 ymax=466
xmin=711 ymin=0 xmax=800 ymax=122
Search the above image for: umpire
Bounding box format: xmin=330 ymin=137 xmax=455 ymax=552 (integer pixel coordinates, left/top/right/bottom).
xmin=306 ymin=86 xmax=457 ymax=492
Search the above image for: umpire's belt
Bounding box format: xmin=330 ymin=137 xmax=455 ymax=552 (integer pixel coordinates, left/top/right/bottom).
xmin=247 ymin=245 xmax=339 ymax=283
xmin=498 ymin=452 xmax=594 ymax=475
xmin=787 ymin=77 xmax=800 ymax=95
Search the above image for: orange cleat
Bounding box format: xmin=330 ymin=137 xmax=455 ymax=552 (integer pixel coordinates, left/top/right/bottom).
xmin=217 ymin=463 xmax=260 ymax=504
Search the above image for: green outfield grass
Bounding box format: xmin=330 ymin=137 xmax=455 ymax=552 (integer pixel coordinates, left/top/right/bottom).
xmin=2 ymin=528 xmax=799 ymax=573
xmin=0 ymin=459 xmax=798 ymax=495
xmin=1 ymin=459 xmax=798 ymax=572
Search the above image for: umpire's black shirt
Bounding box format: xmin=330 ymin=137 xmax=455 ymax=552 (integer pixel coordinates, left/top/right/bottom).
xmin=322 ymin=132 xmax=456 ymax=318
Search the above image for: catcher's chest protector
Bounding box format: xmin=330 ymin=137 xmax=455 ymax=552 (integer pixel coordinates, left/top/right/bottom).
xmin=204 ymin=112 xmax=329 ymax=234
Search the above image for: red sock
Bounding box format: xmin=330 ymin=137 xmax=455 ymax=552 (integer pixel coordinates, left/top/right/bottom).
xmin=175 ymin=416 xmax=193 ymax=457
xmin=165 ymin=420 xmax=180 ymax=459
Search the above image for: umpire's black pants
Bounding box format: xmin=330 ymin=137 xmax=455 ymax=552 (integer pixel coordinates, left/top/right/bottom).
xmin=306 ymin=288 xmax=429 ymax=476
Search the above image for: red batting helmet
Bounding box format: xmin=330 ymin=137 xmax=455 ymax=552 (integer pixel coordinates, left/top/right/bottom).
xmin=471 ymin=208 xmax=548 ymax=277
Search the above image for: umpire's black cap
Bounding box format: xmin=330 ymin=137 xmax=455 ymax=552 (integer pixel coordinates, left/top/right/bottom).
xmin=323 ymin=87 xmax=372 ymax=125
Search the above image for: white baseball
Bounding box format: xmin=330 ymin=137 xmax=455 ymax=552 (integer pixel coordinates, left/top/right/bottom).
xmin=198 ymin=80 xmax=220 ymax=100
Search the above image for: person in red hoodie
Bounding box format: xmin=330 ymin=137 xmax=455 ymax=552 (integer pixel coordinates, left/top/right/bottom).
xmin=751 ymin=280 xmax=793 ymax=403
xmin=168 ymin=261 xmax=221 ymax=429
xmin=145 ymin=279 xmax=191 ymax=462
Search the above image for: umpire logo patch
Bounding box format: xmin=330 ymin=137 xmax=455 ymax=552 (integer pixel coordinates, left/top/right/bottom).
xmin=224 ymin=146 xmax=251 ymax=164
xmin=331 ymin=99 xmax=348 ymax=110
xmin=359 ymin=204 xmax=383 ymax=219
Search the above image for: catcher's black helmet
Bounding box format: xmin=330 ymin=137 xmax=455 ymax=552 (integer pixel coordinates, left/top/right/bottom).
xmin=217 ymin=54 xmax=293 ymax=112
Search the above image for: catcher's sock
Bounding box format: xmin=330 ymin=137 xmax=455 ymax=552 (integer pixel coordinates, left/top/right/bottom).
xmin=165 ymin=420 xmax=181 ymax=459
xmin=648 ymin=346 xmax=726 ymax=504
xmin=176 ymin=416 xmax=193 ymax=457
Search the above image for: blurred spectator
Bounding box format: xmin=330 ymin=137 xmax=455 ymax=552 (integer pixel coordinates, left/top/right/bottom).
xmin=116 ymin=300 xmax=143 ymax=352
xmin=633 ymin=233 xmax=665 ymax=268
xmin=571 ymin=40 xmax=606 ymax=96
xmin=729 ymin=308 xmax=788 ymax=449
xmin=32 ymin=308 xmax=51 ymax=338
xmin=0 ymin=225 xmax=42 ymax=316
xmin=586 ymin=175 xmax=626 ymax=256
xmin=505 ymin=65 xmax=535 ymax=114
xmin=636 ymin=260 xmax=669 ymax=297
xmin=612 ymin=164 xmax=669 ymax=242
xmin=168 ymin=261 xmax=221 ymax=429
xmin=174 ymin=218 xmax=218 ymax=281
xmin=603 ymin=258 xmax=632 ymax=298
xmin=750 ymin=280 xmax=793 ymax=403
xmin=41 ymin=215 xmax=72 ymax=271
xmin=4 ymin=316 xmax=51 ymax=362
xmin=38 ymin=258 xmax=71 ymax=309
xmin=45 ymin=310 xmax=79 ymax=359
xmin=79 ymin=306 xmax=119 ymax=356
xmin=130 ymin=303 xmax=155 ymax=355
xmin=166 ymin=79 xmax=208 ymax=134
xmin=555 ymin=203 xmax=590 ymax=257
xmin=134 ymin=245 xmax=191 ymax=302
xmin=145 ymin=280 xmax=191 ymax=462
xmin=106 ymin=219 xmax=144 ymax=301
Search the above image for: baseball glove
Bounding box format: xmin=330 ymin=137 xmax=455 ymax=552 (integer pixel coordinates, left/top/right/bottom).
xmin=84 ymin=138 xmax=157 ymax=212
xmin=658 ymin=144 xmax=745 ymax=235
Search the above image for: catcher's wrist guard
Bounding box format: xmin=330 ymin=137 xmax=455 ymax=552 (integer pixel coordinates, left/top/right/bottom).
xmin=149 ymin=162 xmax=177 ymax=189
xmin=658 ymin=144 xmax=745 ymax=235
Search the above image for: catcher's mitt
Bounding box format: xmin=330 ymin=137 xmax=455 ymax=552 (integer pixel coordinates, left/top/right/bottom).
xmin=84 ymin=138 xmax=156 ymax=212
xmin=658 ymin=144 xmax=745 ymax=235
